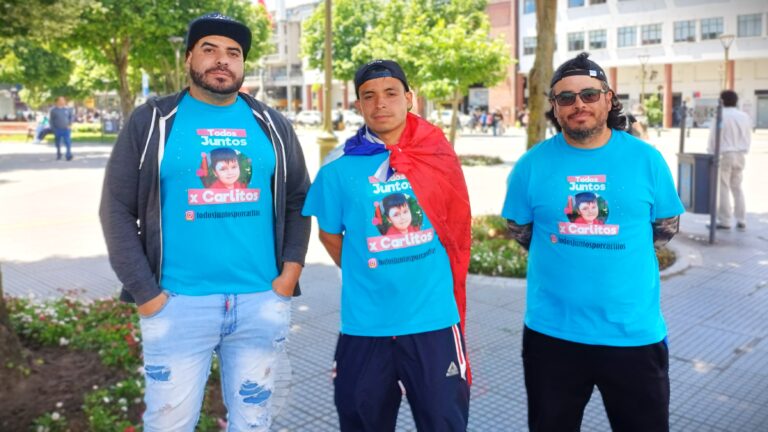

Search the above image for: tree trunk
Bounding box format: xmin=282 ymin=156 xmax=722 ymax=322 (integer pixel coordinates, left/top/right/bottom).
xmin=448 ymin=90 xmax=461 ymax=146
xmin=157 ymin=57 xmax=174 ymax=95
xmin=526 ymin=0 xmax=557 ymax=149
xmin=112 ymin=37 xmax=135 ymax=124
xmin=0 ymin=264 xmax=25 ymax=385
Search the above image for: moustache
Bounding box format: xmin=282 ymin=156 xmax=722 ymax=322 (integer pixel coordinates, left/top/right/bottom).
xmin=567 ymin=109 xmax=593 ymax=119
xmin=205 ymin=66 xmax=234 ymax=77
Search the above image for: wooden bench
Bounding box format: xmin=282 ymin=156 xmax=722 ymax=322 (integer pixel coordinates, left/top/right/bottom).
xmin=0 ymin=122 xmax=35 ymax=141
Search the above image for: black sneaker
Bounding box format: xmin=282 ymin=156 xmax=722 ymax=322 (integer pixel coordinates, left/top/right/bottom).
xmin=736 ymin=222 xmax=746 ymax=231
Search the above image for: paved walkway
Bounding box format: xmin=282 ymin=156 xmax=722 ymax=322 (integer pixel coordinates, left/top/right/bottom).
xmin=1 ymin=127 xmax=767 ymax=431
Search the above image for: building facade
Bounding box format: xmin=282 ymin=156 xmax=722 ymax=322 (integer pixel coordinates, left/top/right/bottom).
xmin=245 ymin=0 xmax=317 ymax=112
xmin=518 ymin=0 xmax=768 ymax=128
xmin=485 ymin=0 xmax=520 ymax=126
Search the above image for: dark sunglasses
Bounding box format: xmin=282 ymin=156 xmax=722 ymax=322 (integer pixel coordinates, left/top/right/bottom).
xmin=550 ymin=88 xmax=609 ymax=106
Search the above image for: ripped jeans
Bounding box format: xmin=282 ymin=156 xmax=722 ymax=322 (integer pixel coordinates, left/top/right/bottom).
xmin=139 ymin=290 xmax=291 ymax=432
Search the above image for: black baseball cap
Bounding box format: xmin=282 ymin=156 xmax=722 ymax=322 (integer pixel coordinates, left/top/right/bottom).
xmin=550 ymin=52 xmax=608 ymax=89
xmin=354 ymin=60 xmax=410 ymax=98
xmin=186 ymin=13 xmax=252 ymax=59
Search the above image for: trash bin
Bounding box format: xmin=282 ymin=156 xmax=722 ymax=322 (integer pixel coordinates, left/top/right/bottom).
xmin=677 ymin=153 xmax=713 ymax=214
xmin=102 ymin=119 xmax=120 ymax=134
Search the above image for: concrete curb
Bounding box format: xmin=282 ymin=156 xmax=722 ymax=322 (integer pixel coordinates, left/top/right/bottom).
xmin=467 ymin=273 xmax=526 ymax=288
xmin=660 ymin=236 xmax=702 ymax=280
xmin=467 ymin=236 xmax=701 ymax=285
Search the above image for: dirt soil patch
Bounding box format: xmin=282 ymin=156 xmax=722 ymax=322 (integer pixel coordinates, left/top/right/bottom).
xmin=0 ymin=343 xmax=229 ymax=431
xmin=0 ymin=345 xmax=125 ymax=431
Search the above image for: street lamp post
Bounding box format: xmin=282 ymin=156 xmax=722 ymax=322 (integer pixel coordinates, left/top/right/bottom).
xmin=316 ymin=0 xmax=338 ymax=161
xmin=719 ymin=34 xmax=735 ymax=90
xmin=257 ymin=58 xmax=266 ymax=101
xmin=168 ymin=36 xmax=185 ymax=91
xmin=638 ymin=54 xmax=650 ymax=105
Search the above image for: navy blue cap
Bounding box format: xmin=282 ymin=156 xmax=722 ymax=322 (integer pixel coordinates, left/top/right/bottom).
xmin=354 ymin=60 xmax=410 ymax=98
xmin=186 ymin=13 xmax=252 ymax=59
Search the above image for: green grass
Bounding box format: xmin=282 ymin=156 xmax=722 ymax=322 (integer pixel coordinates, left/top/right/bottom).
xmin=0 ymin=131 xmax=117 ymax=143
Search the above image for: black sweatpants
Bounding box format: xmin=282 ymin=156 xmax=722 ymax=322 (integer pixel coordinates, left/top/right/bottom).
xmin=333 ymin=325 xmax=470 ymax=432
xmin=522 ymin=326 xmax=669 ymax=432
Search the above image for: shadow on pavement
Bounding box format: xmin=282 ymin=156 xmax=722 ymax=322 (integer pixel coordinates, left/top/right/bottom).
xmin=0 ymin=148 xmax=111 ymax=173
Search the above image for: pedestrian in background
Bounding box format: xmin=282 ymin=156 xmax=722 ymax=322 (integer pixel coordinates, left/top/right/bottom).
xmin=49 ymin=96 xmax=73 ymax=160
xmin=492 ymin=109 xmax=503 ymax=136
xmin=708 ymin=90 xmax=751 ymax=231
xmin=502 ymin=52 xmax=683 ymax=432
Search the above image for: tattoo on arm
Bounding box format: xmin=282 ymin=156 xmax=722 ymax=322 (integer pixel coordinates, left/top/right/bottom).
xmin=507 ymin=220 xmax=532 ymax=251
xmin=652 ymin=216 xmax=680 ymax=247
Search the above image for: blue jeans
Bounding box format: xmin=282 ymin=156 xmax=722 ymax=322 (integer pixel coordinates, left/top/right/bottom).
xmin=139 ymin=290 xmax=291 ymax=431
xmin=53 ymin=128 xmax=72 ymax=159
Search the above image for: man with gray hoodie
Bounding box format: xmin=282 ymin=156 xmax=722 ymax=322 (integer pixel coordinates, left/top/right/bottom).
xmin=99 ymin=13 xmax=310 ymax=431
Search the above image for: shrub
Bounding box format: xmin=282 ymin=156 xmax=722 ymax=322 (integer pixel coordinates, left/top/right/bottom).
xmin=459 ymin=154 xmax=504 ymax=167
xmin=470 ymin=215 xmax=527 ymax=278
xmin=656 ymin=245 xmax=675 ymax=271
xmin=8 ymin=295 xmax=141 ymax=371
xmin=6 ymin=295 xmax=225 ymax=431
xmin=470 ymin=215 xmax=676 ymax=278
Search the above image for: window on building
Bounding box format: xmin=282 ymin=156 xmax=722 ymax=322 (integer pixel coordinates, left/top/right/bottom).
xmin=568 ymin=32 xmax=585 ymax=51
xmin=569 ymin=0 xmax=585 ymax=7
xmin=589 ymin=30 xmax=607 ymax=49
xmin=523 ymin=37 xmax=537 ymax=55
xmin=641 ymin=23 xmax=662 ymax=45
xmin=674 ymin=20 xmax=696 ymax=42
xmin=618 ymin=26 xmax=636 ymax=47
xmin=738 ymin=13 xmax=762 ymax=37
xmin=523 ymin=0 xmax=535 ymax=14
xmin=701 ymin=17 xmax=723 ymax=40
xmin=590 ymin=0 xmax=607 ymax=4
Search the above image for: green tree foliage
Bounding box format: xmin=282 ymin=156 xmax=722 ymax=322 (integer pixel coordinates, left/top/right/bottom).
xmin=0 ymin=0 xmax=85 ymax=40
xmin=0 ymin=41 xmax=73 ymax=105
xmin=0 ymin=1 xmax=90 ymax=108
xmin=350 ymin=0 xmax=510 ymax=145
xmin=301 ymin=0 xmax=380 ymax=83
xmin=69 ymin=0 xmax=272 ymax=120
xmin=405 ymin=15 xmax=509 ymax=144
xmin=643 ymin=93 xmax=663 ymax=127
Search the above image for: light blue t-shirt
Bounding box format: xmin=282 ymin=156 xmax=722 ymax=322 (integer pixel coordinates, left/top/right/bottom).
xmin=160 ymin=95 xmax=277 ymax=295
xmin=502 ymin=131 xmax=684 ymax=346
xmin=302 ymin=152 xmax=459 ymax=336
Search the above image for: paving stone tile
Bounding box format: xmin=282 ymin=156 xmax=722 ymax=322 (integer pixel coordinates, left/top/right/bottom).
xmin=729 ymin=345 xmax=768 ymax=377
xmin=673 ymin=324 xmax=755 ymax=367
xmin=674 ymin=388 xmax=767 ymax=432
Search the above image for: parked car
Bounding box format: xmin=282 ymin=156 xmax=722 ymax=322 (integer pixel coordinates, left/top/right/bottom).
xmin=295 ymin=110 xmax=322 ymax=126
xmin=428 ymin=110 xmax=471 ymax=129
xmin=282 ymin=111 xmax=296 ymax=124
xmin=342 ymin=110 xmax=364 ymax=128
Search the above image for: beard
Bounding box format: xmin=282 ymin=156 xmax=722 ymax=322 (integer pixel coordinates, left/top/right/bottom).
xmin=560 ymin=109 xmax=608 ymax=142
xmin=562 ymin=123 xmax=604 ymax=141
xmin=189 ymin=64 xmax=244 ymax=95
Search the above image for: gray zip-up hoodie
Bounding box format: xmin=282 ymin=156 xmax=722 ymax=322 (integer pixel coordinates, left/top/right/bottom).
xmin=99 ymin=90 xmax=311 ymax=306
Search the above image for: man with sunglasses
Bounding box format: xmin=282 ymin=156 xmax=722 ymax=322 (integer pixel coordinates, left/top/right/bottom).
xmin=502 ymin=52 xmax=683 ymax=432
